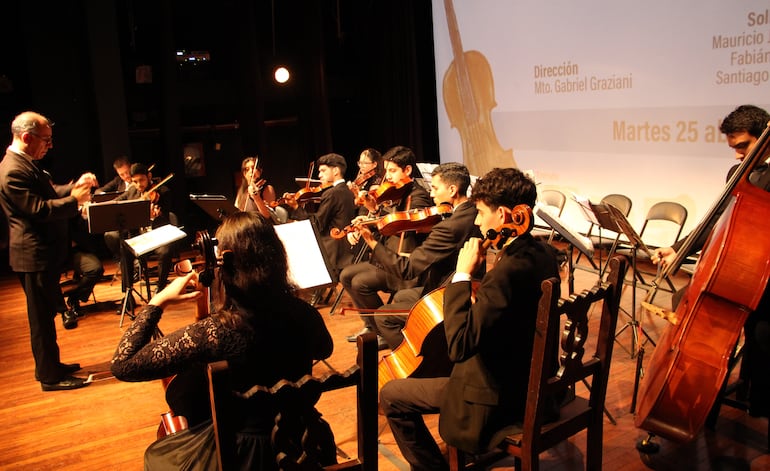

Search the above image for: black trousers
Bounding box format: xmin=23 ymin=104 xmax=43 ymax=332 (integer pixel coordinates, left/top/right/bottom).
xmin=18 ymin=271 xmax=69 ymax=383
xmin=380 ymin=377 xmax=450 ymax=471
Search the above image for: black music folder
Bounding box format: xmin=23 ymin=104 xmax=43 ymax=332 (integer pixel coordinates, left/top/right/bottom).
xmin=190 ymin=194 xmax=238 ymax=221
xmin=86 ymin=199 xmax=151 ymax=234
xmin=92 ymin=191 xmax=123 ymax=203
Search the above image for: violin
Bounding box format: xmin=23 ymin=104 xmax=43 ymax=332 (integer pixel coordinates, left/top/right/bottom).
xmin=330 ymin=203 xmax=453 ymax=240
xmin=350 ymin=168 xmax=378 ymax=193
xmin=141 ymin=173 xmax=174 ymax=205
xmin=271 ymin=182 xmax=334 ymax=208
xmin=366 ymin=176 xmax=413 ymax=207
xmin=157 ymin=230 xmax=218 ymax=438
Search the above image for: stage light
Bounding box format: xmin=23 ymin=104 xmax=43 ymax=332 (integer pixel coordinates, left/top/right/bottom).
xmin=274 ymin=66 xmax=290 ymax=84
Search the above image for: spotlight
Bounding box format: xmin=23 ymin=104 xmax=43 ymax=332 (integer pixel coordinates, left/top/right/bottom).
xmin=274 ymin=66 xmax=290 ymax=84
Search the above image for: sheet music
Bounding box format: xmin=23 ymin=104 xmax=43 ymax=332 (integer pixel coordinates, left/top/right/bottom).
xmin=571 ymin=193 xmax=599 ymax=225
xmin=605 ymin=204 xmax=654 ymax=257
xmin=273 ymin=220 xmax=332 ymax=289
xmin=535 ymin=204 xmax=594 ymax=258
xmin=124 ymin=224 xmax=187 ymax=257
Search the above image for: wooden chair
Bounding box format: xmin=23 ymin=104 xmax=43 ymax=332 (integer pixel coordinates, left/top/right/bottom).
xmin=449 ymin=255 xmax=627 ymax=471
xmin=207 ymin=333 xmax=379 ymax=471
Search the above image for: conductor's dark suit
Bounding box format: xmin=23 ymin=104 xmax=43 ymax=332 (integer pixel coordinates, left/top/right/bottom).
xmin=0 ymin=150 xmax=78 ymax=383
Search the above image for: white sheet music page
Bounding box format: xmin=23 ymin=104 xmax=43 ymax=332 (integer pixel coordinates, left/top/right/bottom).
xmin=273 ymin=220 xmax=333 ymax=289
xmin=571 ymin=193 xmax=599 ymax=225
xmin=124 ymin=224 xmax=187 ymax=257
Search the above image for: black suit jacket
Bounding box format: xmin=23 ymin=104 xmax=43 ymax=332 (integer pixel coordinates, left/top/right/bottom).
xmin=371 ymin=200 xmax=481 ymax=296
xmin=0 ymin=150 xmax=78 ymax=272
xmin=438 ymin=234 xmax=561 ymax=453
xmin=96 ymin=174 xmax=129 ymax=194
xmin=292 ymin=181 xmax=357 ymax=276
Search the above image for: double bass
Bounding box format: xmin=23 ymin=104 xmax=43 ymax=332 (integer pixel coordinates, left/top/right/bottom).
xmin=377 ymin=204 xmax=534 ymax=391
xmin=634 ymin=125 xmax=770 ymax=443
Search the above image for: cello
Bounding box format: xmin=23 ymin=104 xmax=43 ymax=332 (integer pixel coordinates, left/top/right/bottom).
xmin=377 ymin=204 xmax=534 ymax=391
xmin=157 ymin=230 xmax=218 ymax=437
xmin=634 ymin=124 xmax=770 ymax=443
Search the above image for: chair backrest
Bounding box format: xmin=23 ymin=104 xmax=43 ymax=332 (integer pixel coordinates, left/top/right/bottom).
xmin=539 ymin=190 xmax=567 ymax=217
xmin=533 ymin=189 xmax=567 ymax=243
xmin=499 ymin=255 xmax=627 ymax=470
xmin=600 ymin=194 xmax=632 ymax=216
xmin=638 ymin=201 xmax=688 ymax=248
xmin=208 ymin=333 xmax=379 ymax=471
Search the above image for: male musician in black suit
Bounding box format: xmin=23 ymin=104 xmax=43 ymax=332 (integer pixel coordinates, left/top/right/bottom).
xmin=0 ymin=111 xmax=97 ymax=391
xmin=356 ymin=162 xmax=482 ymax=350
xmin=104 ymin=163 xmax=175 ymax=299
xmin=285 ymin=153 xmax=357 ymax=282
xmin=341 ymin=146 xmax=432 ymax=343
xmin=653 ymin=104 xmax=770 ymax=420
xmin=379 ymin=167 xmax=561 ymax=470
xmin=95 ymin=155 xmax=132 ymax=194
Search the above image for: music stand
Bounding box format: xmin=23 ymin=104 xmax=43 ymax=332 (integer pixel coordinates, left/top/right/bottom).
xmin=189 ymin=194 xmax=238 ymax=221
xmin=86 ymin=199 xmax=151 ymax=324
xmin=534 ymin=205 xmax=596 ymax=295
xmin=92 ymin=191 xmax=122 ymax=203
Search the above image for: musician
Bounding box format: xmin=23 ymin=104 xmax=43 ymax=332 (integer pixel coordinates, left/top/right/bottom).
xmin=96 ymin=155 xmax=132 ymax=194
xmin=379 ymin=167 xmax=561 ymax=470
xmin=358 ymin=162 xmax=481 ymax=350
xmin=105 ymin=163 xmax=176 ymax=298
xmin=0 ymin=111 xmax=97 ymax=391
xmin=284 ymin=153 xmax=357 ymax=282
xmin=111 ymin=212 xmax=334 ymax=470
xmin=348 ymin=147 xmax=384 ymax=213
xmin=652 ymin=104 xmax=770 ymax=420
xmin=234 ymin=156 xmax=277 ymax=222
xmin=62 ymin=214 xmax=105 ymax=320
xmin=341 ymin=146 xmax=432 ymax=344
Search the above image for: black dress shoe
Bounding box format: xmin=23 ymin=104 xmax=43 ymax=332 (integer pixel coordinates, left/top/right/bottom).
xmin=41 ymin=375 xmax=89 ymax=391
xmin=34 ymin=363 xmax=81 ymax=381
xmin=346 ymin=327 xmax=373 ymax=343
xmin=61 ymin=362 xmax=81 ymax=374
xmin=62 ymin=310 xmax=78 ymax=329
xmin=67 ymin=298 xmax=84 ymax=318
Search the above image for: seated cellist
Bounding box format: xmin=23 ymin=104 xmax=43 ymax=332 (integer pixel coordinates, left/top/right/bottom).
xmin=111 ymin=212 xmax=334 ymax=470
xmin=379 ymin=167 xmax=562 ymax=470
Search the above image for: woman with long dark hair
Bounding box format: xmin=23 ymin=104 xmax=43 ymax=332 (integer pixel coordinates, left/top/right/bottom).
xmin=111 ymin=212 xmax=333 ymax=470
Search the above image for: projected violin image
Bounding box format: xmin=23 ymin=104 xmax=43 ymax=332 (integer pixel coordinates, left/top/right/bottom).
xmin=442 ymin=0 xmax=517 ymax=176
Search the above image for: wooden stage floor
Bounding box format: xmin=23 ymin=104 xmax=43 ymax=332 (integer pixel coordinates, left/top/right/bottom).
xmin=0 ymin=248 xmax=767 ymax=470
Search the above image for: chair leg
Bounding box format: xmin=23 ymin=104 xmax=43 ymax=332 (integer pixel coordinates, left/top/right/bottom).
xmin=447 ymin=446 xmax=464 ymax=470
